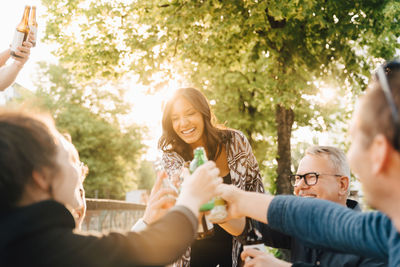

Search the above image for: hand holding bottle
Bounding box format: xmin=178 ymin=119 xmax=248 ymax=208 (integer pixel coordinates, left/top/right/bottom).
xmin=215 ymin=183 xmax=273 ymax=224
xmin=11 ymin=33 xmax=33 ymax=67
xmin=176 ymin=161 xmax=222 ymax=218
xmin=213 ymin=183 xmax=247 ymax=221
xmin=143 ymin=171 xmax=178 ymax=224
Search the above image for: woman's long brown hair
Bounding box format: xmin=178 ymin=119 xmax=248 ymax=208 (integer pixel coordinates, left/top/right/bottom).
xmin=158 ymin=88 xmax=231 ymax=161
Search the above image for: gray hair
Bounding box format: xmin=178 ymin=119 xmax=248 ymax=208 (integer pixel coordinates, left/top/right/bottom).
xmin=305 ymin=146 xmax=351 ymax=180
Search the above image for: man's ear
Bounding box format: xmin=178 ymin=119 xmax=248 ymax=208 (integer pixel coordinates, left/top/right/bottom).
xmin=32 ymin=170 xmax=50 ymax=191
xmin=338 ymin=176 xmax=350 ymax=196
xmin=370 ymin=134 xmax=391 ymax=176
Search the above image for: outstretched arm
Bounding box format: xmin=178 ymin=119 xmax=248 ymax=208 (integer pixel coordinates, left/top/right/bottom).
xmin=90 ymin=161 xmax=223 ymax=266
xmin=217 ymin=184 xmax=390 ymax=262
xmin=217 ymin=184 xmax=272 ymax=224
xmin=0 ymin=33 xmax=34 ymax=91
xmin=0 ymin=49 xmax=11 ymax=66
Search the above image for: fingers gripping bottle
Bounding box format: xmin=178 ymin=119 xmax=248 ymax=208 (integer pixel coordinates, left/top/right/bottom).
xmin=189 ymin=147 xmax=228 ymax=237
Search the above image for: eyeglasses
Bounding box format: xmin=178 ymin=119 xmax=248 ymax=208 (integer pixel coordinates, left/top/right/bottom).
xmin=376 ymin=61 xmax=400 ymax=151
xmin=78 ymin=161 xmax=89 ymax=179
xmin=289 ymin=172 xmax=342 ymax=187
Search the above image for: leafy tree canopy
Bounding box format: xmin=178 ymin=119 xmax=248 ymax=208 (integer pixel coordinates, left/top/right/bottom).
xmin=42 ymin=0 xmax=400 ymax=193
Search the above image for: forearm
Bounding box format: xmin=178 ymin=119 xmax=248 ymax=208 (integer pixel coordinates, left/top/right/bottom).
xmin=0 ymin=62 xmax=23 ymax=91
xmin=238 ymin=190 xmax=272 ymax=224
xmin=175 ymin=192 xmax=200 ymax=219
xmin=0 ymin=49 xmax=10 ymax=66
xmin=267 ymin=196 xmax=389 ymax=260
xmin=219 ymin=217 xmax=246 ymax=236
xmin=124 ymin=205 xmax=197 ymax=265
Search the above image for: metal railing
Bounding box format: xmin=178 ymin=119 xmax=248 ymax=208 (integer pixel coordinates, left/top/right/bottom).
xmin=82 ymin=198 xmax=146 ymax=232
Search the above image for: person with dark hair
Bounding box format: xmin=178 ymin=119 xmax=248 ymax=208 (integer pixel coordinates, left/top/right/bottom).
xmin=215 ymin=61 xmax=400 ymax=266
xmin=158 ymin=87 xmax=265 ymax=267
xmin=0 ymin=110 xmax=223 ymax=267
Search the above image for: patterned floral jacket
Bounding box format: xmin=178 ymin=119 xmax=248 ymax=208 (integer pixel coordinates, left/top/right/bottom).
xmin=161 ymin=130 xmax=265 ymax=267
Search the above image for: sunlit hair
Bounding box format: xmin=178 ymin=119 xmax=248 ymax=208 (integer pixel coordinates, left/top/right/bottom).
xmin=360 ymin=61 xmax=400 ymax=150
xmin=305 ymin=146 xmax=351 ymax=179
xmin=158 ymin=88 xmax=231 ymax=161
xmin=0 ymin=109 xmax=59 ymax=210
xmin=61 ymin=132 xmax=88 ymax=181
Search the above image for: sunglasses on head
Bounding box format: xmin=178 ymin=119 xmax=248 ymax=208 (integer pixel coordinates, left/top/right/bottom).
xmin=375 ymin=60 xmax=400 ymax=151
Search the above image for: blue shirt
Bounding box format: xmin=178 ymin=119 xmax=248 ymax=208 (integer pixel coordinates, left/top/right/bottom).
xmin=267 ymin=196 xmax=400 ymax=267
xmin=257 ymin=199 xmax=386 ymax=266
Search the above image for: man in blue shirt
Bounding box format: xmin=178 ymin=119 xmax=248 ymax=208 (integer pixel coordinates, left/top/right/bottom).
xmin=216 ymin=61 xmax=400 ymax=266
xmin=245 ymin=146 xmax=385 ymax=266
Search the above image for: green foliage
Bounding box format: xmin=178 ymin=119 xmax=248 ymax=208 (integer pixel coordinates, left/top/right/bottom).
xmin=41 ymin=0 xmax=400 ymax=192
xmin=136 ymin=160 xmax=156 ymax=190
xmin=13 ymin=63 xmax=146 ymax=199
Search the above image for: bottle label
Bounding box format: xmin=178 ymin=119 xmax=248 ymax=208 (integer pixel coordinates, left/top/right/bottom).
xmin=30 ymin=26 xmax=37 ymax=45
xmin=11 ymin=30 xmax=25 ymax=52
xmin=207 ymin=204 xmax=228 ymax=222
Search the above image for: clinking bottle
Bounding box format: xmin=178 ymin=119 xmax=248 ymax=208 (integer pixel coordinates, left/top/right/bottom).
xmin=11 ymin=6 xmax=31 ymax=58
xmin=189 ymin=147 xmax=228 ymax=237
xmin=28 ymin=6 xmax=38 ymax=47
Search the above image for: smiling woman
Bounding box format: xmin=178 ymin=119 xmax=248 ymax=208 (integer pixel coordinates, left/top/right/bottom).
xmin=170 ymin=96 xmax=205 ymax=148
xmin=158 ymin=87 xmax=265 ymax=267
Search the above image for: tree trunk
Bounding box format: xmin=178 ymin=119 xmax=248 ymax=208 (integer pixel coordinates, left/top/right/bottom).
xmin=275 ymin=104 xmax=294 ymax=195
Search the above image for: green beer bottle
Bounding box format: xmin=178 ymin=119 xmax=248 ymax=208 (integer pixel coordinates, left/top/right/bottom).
xmin=189 ymin=147 xmax=214 ymax=239
xmin=189 ymin=147 xmax=228 ymax=221
xmin=190 ymin=147 xmax=214 ymax=211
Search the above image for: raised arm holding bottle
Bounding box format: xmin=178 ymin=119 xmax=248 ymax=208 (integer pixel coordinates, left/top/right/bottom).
xmin=0 ymin=6 xmax=35 ymax=91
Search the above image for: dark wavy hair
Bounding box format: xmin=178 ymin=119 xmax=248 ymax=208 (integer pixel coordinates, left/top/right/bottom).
xmin=0 ymin=110 xmax=59 ymax=210
xmin=158 ymin=88 xmax=231 ymax=161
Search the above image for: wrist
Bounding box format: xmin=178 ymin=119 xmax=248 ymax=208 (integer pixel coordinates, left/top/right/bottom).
xmin=141 ymin=215 xmax=149 ymax=225
xmin=176 ymin=193 xmax=201 ymax=218
xmin=12 ymin=60 xmax=24 ymax=68
xmin=131 ymin=218 xmax=148 ymax=232
xmin=236 ymin=190 xmax=248 ymax=218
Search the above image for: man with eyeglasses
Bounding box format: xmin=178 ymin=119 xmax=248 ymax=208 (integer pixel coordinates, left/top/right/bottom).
xmin=241 ymin=146 xmax=385 ymax=267
xmin=215 ymin=60 xmax=400 ymax=266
